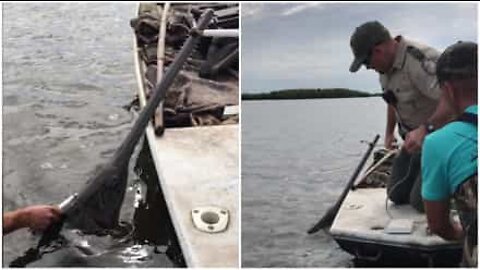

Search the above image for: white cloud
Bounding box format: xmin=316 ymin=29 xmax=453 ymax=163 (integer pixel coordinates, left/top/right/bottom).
xmin=281 ymin=3 xmax=324 ymax=16
xmin=241 ymin=3 xmax=269 ymax=19
xmin=242 ymin=3 xmax=326 ymax=20
xmin=242 ymin=3 xmax=477 ymax=92
xmin=243 ymin=36 xmax=350 ymax=83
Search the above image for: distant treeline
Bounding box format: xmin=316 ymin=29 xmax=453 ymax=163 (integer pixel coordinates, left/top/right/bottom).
xmin=242 ymin=88 xmax=381 ymax=100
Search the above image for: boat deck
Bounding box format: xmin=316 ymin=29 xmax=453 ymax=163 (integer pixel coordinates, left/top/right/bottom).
xmin=331 ymin=188 xmax=455 ymax=246
xmin=132 ymin=3 xmax=238 ymax=266
xmin=147 ymin=125 xmax=238 ymax=267
xmin=330 ymin=187 xmax=462 ymax=265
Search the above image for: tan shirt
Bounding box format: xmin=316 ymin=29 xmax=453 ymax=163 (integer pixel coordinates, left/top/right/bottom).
xmin=380 ymin=36 xmax=441 ymax=131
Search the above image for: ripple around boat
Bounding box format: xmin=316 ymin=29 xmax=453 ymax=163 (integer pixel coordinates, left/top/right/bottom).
xmin=131 ymin=2 xmax=239 ymax=267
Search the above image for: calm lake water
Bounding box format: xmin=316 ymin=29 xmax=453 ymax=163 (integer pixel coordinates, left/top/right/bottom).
xmin=241 ymin=98 xmax=387 ymax=267
xmin=3 ymin=3 xmax=179 ymax=267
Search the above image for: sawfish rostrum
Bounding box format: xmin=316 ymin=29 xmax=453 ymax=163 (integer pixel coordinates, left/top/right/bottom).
xmin=63 ymin=162 xmax=130 ymax=233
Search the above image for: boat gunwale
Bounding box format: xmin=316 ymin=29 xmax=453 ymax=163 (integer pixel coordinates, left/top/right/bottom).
xmin=132 ymin=3 xmax=239 ymax=267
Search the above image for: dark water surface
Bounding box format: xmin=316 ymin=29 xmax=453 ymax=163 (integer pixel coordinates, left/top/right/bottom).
xmin=241 ymin=98 xmax=386 ymax=267
xmin=3 ymin=3 xmax=178 ymax=267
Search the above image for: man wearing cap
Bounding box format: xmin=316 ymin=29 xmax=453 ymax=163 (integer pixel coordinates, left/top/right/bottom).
xmin=421 ymin=41 xmax=477 ymax=267
xmin=349 ymin=21 xmax=455 ymax=212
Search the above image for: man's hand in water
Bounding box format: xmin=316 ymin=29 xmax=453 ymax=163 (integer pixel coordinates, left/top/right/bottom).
xmin=3 ymin=205 xmax=61 ymax=234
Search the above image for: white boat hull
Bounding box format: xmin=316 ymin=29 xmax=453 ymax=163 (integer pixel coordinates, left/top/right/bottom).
xmin=330 ymin=187 xmax=462 ymax=266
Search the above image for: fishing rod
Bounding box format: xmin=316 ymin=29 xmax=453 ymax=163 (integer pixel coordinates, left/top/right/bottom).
xmin=307 ymin=134 xmax=380 ymax=234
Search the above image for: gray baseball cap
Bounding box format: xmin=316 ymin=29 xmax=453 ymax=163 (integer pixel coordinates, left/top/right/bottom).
xmin=436 ymin=41 xmax=477 ymax=83
xmin=349 ymin=21 xmax=391 ymax=72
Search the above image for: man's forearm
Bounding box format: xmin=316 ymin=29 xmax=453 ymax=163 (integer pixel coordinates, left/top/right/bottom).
xmin=386 ymin=104 xmax=397 ymax=136
xmin=424 ymin=200 xmax=463 ymax=241
xmin=427 ymin=91 xmax=456 ymax=129
xmin=3 ymin=210 xmax=26 ymax=235
xmin=430 ymin=221 xmax=463 ymax=241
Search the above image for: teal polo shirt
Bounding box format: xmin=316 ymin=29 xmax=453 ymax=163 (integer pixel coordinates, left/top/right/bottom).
xmin=421 ymin=105 xmax=478 ymax=201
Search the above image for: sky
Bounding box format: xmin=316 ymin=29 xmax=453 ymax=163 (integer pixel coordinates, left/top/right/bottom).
xmin=241 ymin=3 xmax=478 ymax=93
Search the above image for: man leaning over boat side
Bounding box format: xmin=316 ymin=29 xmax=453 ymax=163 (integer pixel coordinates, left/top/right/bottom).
xmin=349 ymin=21 xmax=455 ymax=212
xmin=421 ymin=41 xmax=477 ymax=267
xmin=3 ymin=205 xmax=61 ymax=235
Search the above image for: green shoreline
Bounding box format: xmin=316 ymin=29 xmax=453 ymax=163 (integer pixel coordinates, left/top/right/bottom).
xmin=242 ymin=88 xmax=382 ymax=100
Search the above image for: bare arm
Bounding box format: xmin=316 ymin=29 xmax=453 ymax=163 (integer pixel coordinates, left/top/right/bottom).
xmin=3 ymin=205 xmax=61 ymax=235
xmin=425 ymin=90 xmax=457 ymax=129
xmin=404 ymin=92 xmax=456 ymax=153
xmin=385 ymin=104 xmax=397 ymax=149
xmin=3 ymin=210 xmax=23 ymax=235
xmin=424 ymin=200 xmax=463 ymax=241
